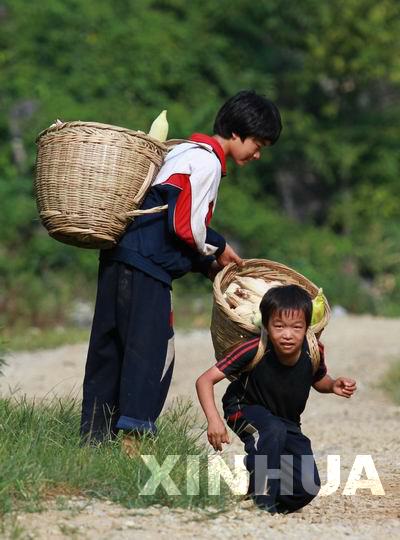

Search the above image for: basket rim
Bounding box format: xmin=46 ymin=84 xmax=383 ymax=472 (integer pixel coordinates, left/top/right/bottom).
xmin=213 ymin=258 xmax=331 ymax=334
xmin=36 ymin=120 xmax=168 ymax=151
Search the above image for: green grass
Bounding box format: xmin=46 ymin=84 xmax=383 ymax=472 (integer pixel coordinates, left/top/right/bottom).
xmin=2 ymin=326 xmax=90 ymax=352
xmin=380 ymin=360 xmax=400 ymax=404
xmin=0 ymin=397 xmax=235 ymax=516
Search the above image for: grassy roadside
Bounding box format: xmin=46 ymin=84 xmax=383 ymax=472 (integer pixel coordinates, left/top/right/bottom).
xmin=2 ymin=326 xmax=90 ymax=353
xmin=380 ymin=360 xmax=400 ymax=404
xmin=2 ymin=294 xmax=213 ymax=352
xmin=0 ymin=397 xmax=235 ymax=516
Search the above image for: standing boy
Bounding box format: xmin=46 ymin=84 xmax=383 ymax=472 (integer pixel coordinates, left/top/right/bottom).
xmin=80 ymin=90 xmax=282 ymax=448
xmin=196 ymin=285 xmax=356 ymax=513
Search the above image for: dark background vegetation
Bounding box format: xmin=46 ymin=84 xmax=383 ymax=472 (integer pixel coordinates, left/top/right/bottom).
xmin=1 ymin=0 xmax=400 ymax=337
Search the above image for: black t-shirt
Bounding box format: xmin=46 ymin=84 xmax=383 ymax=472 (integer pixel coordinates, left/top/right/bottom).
xmin=216 ymin=337 xmax=327 ymax=426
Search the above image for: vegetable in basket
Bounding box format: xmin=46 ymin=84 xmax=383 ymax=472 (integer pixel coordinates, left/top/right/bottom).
xmin=223 ymin=277 xmax=283 ymax=327
xmin=311 ymin=288 xmax=325 ymax=326
xmin=148 ymin=110 xmax=169 ymax=142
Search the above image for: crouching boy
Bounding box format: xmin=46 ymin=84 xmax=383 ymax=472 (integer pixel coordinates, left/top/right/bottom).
xmin=196 ymin=284 xmax=356 ymax=513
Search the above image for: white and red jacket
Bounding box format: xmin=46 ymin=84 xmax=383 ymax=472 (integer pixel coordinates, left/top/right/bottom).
xmin=102 ymin=134 xmax=227 ymax=286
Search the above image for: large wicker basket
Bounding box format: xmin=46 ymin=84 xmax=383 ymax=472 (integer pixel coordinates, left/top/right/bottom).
xmin=35 ymin=121 xmax=168 ymax=249
xmin=211 ymin=259 xmax=331 ymax=372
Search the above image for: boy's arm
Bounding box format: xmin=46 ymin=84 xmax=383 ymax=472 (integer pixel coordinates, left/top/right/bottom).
xmin=195 ymin=366 xmax=230 ymax=451
xmin=190 ymin=252 xmax=239 ymax=282
xmin=161 ymin=172 xmax=242 ymax=267
xmin=311 ymin=341 xmax=356 ymax=397
xmin=196 ymin=338 xmax=260 ymax=450
xmin=313 ymin=374 xmax=357 ymax=397
xmin=190 ymin=253 xmax=218 ymax=280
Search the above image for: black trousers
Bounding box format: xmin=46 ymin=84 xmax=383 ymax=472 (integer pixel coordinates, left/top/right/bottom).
xmin=80 ymin=260 xmax=174 ymax=442
xmin=225 ymin=404 xmax=321 ymax=513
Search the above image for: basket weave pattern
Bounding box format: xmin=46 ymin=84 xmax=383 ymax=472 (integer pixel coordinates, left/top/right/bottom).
xmin=35 ymin=121 xmax=167 ymax=249
xmin=211 ymin=259 xmax=331 ymax=371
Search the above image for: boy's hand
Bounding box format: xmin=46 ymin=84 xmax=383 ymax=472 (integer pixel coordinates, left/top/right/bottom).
xmin=217 ymin=243 xmax=244 ymax=268
xmin=207 ymin=418 xmax=230 ymax=451
xmin=333 ymin=377 xmax=357 ymax=398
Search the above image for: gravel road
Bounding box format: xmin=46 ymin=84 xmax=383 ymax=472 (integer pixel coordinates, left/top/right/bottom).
xmin=2 ymin=315 xmax=400 ymax=539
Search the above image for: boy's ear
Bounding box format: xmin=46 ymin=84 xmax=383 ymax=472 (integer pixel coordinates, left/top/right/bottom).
xmin=231 ymin=132 xmax=240 ymax=140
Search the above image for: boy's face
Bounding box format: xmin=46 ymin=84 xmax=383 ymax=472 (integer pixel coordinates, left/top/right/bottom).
xmin=229 ymin=133 xmax=270 ymax=166
xmin=266 ymin=309 xmax=307 ymax=361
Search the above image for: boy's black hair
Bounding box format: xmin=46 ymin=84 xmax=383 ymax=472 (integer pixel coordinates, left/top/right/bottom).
xmin=260 ymin=284 xmax=312 ymax=328
xmin=213 ymin=90 xmax=282 ymax=145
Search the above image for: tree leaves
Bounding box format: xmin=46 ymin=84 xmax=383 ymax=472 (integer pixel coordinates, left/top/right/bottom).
xmin=1 ymin=0 xmax=400 ymax=325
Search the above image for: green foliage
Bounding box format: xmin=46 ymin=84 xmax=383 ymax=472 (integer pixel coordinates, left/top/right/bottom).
xmin=380 ymin=360 xmax=400 ymax=404
xmin=0 ymin=397 xmax=233 ymax=513
xmin=1 ymin=0 xmax=400 ymax=329
xmin=2 ymin=326 xmax=90 ymax=352
xmin=213 ymin=183 xmax=376 ymax=312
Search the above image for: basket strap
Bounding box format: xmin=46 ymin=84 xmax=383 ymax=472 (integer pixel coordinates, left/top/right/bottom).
xmin=306 ymin=330 xmax=321 ymax=374
xmin=256 ymin=326 xmax=268 ymax=362
xmin=252 ymin=328 xmax=320 ymax=373
xmin=126 ymin=204 xmax=168 ymax=218
xmin=132 ymin=162 xmax=157 ymax=206
xmin=165 ymin=139 xmax=214 ymax=153
xmin=244 ymin=326 xmax=268 ymax=370
xmin=124 ymin=162 xmax=167 ymax=218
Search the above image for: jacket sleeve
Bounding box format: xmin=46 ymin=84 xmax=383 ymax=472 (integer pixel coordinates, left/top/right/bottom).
xmin=161 ymin=170 xmax=226 ymax=257
xmin=189 ymin=253 xmax=215 ymax=278
xmin=205 ymin=227 xmax=226 ymax=257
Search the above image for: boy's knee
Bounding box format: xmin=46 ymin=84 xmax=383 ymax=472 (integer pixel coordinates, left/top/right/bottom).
xmin=302 ymin=482 xmax=320 ymax=502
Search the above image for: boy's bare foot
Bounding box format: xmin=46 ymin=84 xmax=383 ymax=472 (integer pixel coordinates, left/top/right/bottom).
xmin=121 ymin=433 xmax=142 ymax=458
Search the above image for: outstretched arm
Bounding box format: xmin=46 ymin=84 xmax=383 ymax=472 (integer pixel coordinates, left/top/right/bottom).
xmin=195 ymin=366 xmax=230 ymax=451
xmin=161 ymin=176 xmax=243 ymax=267
xmin=313 ymin=374 xmax=357 ymax=398
xmin=190 ymin=246 xmax=243 ymax=283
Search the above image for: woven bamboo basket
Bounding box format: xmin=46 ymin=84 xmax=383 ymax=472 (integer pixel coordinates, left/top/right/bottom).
xmin=35 ymin=121 xmax=169 ymax=249
xmin=211 ymin=259 xmax=331 ymax=372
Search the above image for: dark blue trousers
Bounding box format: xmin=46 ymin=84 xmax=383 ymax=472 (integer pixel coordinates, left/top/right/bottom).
xmin=80 ymin=260 xmax=174 ymax=442
xmin=225 ymin=404 xmax=320 ymax=513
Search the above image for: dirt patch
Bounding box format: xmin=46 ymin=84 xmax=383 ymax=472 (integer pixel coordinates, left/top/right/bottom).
xmin=2 ymin=315 xmax=400 ymax=538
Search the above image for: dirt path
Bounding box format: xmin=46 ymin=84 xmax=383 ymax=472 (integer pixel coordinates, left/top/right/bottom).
xmin=2 ymin=315 xmax=400 ymax=539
